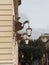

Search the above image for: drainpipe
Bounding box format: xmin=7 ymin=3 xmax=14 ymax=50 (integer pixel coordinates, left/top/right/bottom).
xmin=12 ymin=0 xmax=18 ymax=65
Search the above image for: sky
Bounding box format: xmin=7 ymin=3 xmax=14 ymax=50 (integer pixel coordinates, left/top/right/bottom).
xmin=18 ymin=0 xmax=49 ymax=29
xmin=18 ymin=0 xmax=49 ymax=39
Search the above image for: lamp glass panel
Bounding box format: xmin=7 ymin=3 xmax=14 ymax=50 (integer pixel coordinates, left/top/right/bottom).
xmin=26 ymin=28 xmax=32 ymax=36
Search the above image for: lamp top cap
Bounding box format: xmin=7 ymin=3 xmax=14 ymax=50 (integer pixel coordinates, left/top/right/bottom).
xmin=26 ymin=27 xmax=32 ymax=31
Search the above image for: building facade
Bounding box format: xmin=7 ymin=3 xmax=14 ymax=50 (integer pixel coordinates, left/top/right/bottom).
xmin=0 ymin=0 xmax=21 ymax=65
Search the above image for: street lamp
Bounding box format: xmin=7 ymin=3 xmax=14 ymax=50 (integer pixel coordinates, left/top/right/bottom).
xmin=26 ymin=21 xmax=32 ymax=37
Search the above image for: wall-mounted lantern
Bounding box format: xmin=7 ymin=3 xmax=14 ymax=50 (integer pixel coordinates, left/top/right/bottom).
xmin=13 ymin=17 xmax=32 ymax=43
xmin=26 ymin=27 xmax=32 ymax=37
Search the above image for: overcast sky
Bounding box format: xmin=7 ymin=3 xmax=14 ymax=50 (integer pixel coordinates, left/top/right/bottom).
xmin=18 ymin=0 xmax=49 ymax=39
xmin=18 ymin=0 xmax=49 ymax=29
